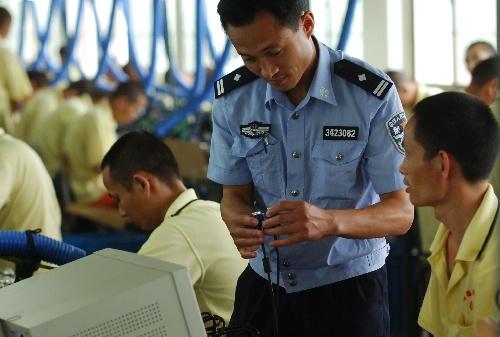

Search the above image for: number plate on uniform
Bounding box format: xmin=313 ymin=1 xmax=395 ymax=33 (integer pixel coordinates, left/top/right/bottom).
xmin=323 ymin=126 xmax=359 ymax=140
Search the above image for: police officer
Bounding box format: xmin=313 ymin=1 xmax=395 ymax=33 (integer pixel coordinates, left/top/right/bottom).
xmin=208 ymin=1 xmax=414 ymax=336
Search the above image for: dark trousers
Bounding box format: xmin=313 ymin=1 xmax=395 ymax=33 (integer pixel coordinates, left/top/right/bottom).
xmin=229 ymin=265 xmax=390 ymax=337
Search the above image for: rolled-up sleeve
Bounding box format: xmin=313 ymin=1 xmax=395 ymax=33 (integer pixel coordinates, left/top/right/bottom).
xmin=207 ymin=97 xmax=253 ymax=185
xmin=364 ymin=87 xmax=406 ymax=195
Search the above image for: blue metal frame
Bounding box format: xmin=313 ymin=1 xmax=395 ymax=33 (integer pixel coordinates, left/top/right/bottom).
xmin=17 ymin=0 xmax=358 ymax=137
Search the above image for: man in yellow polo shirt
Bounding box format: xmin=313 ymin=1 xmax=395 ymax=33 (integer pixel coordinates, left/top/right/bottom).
xmin=100 ymin=131 xmax=247 ymax=323
xmin=0 ymin=128 xmax=61 ymax=240
xmin=0 ymin=7 xmax=32 ymax=134
xmin=64 ymin=81 xmax=147 ymax=205
xmin=15 ymin=71 xmax=61 ymax=145
xmin=32 ymin=80 xmax=95 ymax=178
xmin=399 ymin=92 xmax=499 ymax=337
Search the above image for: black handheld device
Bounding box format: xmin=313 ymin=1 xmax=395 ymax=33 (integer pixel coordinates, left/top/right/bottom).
xmin=251 ymin=211 xmax=266 ymax=230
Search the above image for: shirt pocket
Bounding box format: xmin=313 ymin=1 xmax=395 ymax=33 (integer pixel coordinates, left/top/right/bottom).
xmin=231 ymin=134 xmax=285 ymax=199
xmin=310 ymin=139 xmax=366 ymax=200
xmin=446 ymin=323 xmax=473 ymax=337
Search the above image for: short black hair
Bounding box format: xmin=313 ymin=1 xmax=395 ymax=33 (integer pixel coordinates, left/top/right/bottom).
xmin=0 ymin=7 xmax=12 ymax=26
xmin=59 ymin=45 xmax=68 ymax=57
xmin=110 ymin=81 xmax=145 ymax=102
xmin=471 ymin=56 xmax=500 ymax=88
xmin=466 ymin=40 xmax=497 ymax=55
xmin=217 ymin=0 xmax=308 ymax=31
xmin=66 ymin=79 xmax=96 ymax=96
xmin=27 ymin=70 xmax=50 ymax=88
xmin=413 ymin=91 xmax=499 ymax=182
xmin=101 ymin=131 xmax=181 ymax=190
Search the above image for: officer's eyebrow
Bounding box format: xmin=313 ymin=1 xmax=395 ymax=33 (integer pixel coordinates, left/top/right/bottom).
xmin=238 ymin=43 xmax=279 ymax=57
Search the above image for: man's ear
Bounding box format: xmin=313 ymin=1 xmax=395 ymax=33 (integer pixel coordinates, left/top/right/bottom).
xmin=132 ymin=173 xmax=150 ymax=193
xmin=436 ymin=150 xmax=451 ymax=178
xmin=301 ymin=11 xmax=315 ymax=38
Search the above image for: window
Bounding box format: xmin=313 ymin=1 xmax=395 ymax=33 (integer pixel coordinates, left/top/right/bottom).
xmin=413 ymin=0 xmax=497 ymax=86
xmin=311 ymin=0 xmax=364 ymax=58
xmin=1 ymin=0 xmax=496 ymax=87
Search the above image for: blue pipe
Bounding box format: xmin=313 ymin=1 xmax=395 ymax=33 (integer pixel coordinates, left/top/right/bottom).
xmin=0 ymin=231 xmax=86 ymax=265
xmin=61 ymin=0 xmax=68 ymax=37
xmin=190 ymin=0 xmax=206 ymax=97
xmin=18 ymin=0 xmax=27 ymax=57
xmin=161 ymin=0 xmax=191 ymax=94
xmin=200 ymin=0 xmax=218 ymax=64
xmin=52 ymin=0 xmax=85 ymax=84
xmin=94 ymin=0 xmax=120 ymax=84
xmin=97 ymin=1 xmax=129 ymax=83
xmin=17 ymin=0 xmax=358 ymax=138
xmin=154 ymin=39 xmax=231 ymax=137
xmin=337 ymin=0 xmax=358 ymax=51
xmin=32 ymin=0 xmax=61 ymax=70
xmin=122 ymin=0 xmax=146 ymax=81
xmin=143 ymin=0 xmax=161 ymax=94
xmin=57 ymin=0 xmax=85 ymax=81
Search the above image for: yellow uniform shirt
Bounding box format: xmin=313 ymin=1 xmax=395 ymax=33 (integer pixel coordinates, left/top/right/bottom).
xmin=63 ymin=99 xmax=117 ymax=203
xmin=15 ymin=87 xmax=60 ymax=145
xmin=0 ymin=38 xmax=32 ymax=134
xmin=138 ymin=189 xmax=247 ymax=323
xmin=0 ymin=128 xmax=61 ymax=240
xmin=33 ymin=95 xmax=92 ymax=177
xmin=418 ymin=185 xmax=500 ymax=337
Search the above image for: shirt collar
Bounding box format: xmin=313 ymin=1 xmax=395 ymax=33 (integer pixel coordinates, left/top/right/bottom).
xmin=164 ymin=188 xmax=198 ymax=218
xmin=265 ymin=36 xmax=337 ymax=108
xmin=456 ymin=184 xmax=498 ymax=262
xmin=428 ymin=184 xmax=498 ymax=262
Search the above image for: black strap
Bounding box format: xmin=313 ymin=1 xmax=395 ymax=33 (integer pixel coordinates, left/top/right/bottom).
xmin=171 ymin=199 xmax=199 ymax=217
xmin=477 ymin=200 xmax=499 ymax=259
xmin=25 ymin=228 xmax=41 ymax=260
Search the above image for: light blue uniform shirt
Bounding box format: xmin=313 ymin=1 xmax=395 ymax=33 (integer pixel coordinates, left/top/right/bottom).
xmin=208 ymin=40 xmax=406 ymax=293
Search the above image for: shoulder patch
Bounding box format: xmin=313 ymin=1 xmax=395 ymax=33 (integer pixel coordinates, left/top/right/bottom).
xmin=334 ymin=59 xmax=393 ymax=100
xmin=386 ymin=112 xmax=406 ymax=155
xmin=214 ymin=66 xmax=259 ymax=99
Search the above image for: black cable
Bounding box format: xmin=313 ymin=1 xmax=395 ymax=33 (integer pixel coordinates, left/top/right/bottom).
xmin=274 ymin=235 xmax=280 ymax=314
xmin=208 ymin=326 xmax=261 ymax=337
xmin=253 ymin=211 xmax=279 ymax=337
xmin=203 ymin=311 xmax=226 ymax=335
xmin=203 ymin=311 xmax=261 ymax=337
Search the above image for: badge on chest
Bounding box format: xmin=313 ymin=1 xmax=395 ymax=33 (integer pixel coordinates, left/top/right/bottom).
xmin=240 ymin=121 xmax=272 ymax=139
xmin=323 ymin=126 xmax=359 ymax=140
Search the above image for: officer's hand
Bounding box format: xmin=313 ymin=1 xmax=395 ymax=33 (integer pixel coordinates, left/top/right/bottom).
xmin=263 ymin=201 xmax=332 ymax=247
xmin=225 ymin=214 xmax=264 ymax=259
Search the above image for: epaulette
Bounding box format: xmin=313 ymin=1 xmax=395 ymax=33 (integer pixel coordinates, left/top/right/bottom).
xmin=214 ymin=66 xmax=259 ymax=99
xmin=334 ymin=59 xmax=393 ymax=99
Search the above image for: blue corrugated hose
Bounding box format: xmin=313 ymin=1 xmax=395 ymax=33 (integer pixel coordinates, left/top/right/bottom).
xmin=0 ymin=230 xmax=86 ymax=266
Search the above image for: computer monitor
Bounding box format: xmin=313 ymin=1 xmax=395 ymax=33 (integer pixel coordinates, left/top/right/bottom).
xmin=0 ymin=249 xmax=206 ymax=337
